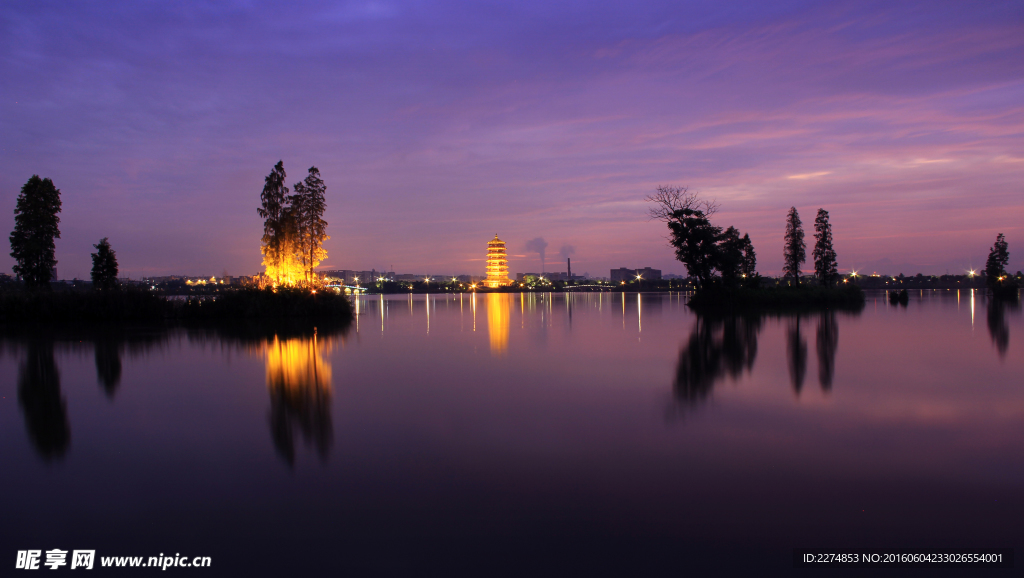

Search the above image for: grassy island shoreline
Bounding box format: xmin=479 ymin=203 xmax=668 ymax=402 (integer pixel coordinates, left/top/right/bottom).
xmin=686 ymin=284 xmax=867 ymax=312
xmin=0 ymin=287 xmax=354 ymax=324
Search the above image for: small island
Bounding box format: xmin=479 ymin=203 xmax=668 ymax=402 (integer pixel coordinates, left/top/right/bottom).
xmin=2 ymin=169 xmax=353 ymax=325
xmin=647 ymin=186 xmax=864 ymax=312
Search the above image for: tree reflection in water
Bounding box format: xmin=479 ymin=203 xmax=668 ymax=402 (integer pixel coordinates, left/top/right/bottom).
xmin=94 ymin=339 xmax=123 ymax=398
xmin=787 ymin=316 xmax=808 ymax=395
xmin=986 ymin=299 xmax=1014 ymax=359
xmin=674 ymin=315 xmax=761 ymax=407
xmin=674 ymin=309 xmax=854 ymax=410
xmin=264 ymin=332 xmax=336 ymax=467
xmin=186 ymin=319 xmax=350 ymax=467
xmin=17 ymin=341 xmax=70 ymax=460
xmin=816 ymin=312 xmax=838 ymax=392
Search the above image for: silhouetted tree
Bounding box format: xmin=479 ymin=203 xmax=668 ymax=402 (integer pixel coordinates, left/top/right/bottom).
xmin=985 ymin=233 xmax=1009 ymax=290
xmin=646 ymin=185 xmax=717 ymax=222
xmin=813 ymin=208 xmax=838 ymax=286
xmin=648 ymin=187 xmax=718 ymax=286
xmin=740 ymin=233 xmax=757 ymax=278
xmin=90 ymin=237 xmax=118 ymax=290
xmin=291 ymin=167 xmax=330 ymax=283
xmin=783 ymin=207 xmax=805 ymax=286
xmin=667 ymin=208 xmax=721 ymax=286
xmin=10 ymin=175 xmax=62 ymax=289
xmin=716 ymin=227 xmax=745 ymax=285
xmin=648 ymin=187 xmax=756 ymax=287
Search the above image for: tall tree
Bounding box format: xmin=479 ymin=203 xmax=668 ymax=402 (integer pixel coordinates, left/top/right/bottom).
xmin=647 ymin=186 xmax=757 ymax=287
xmin=783 ymin=207 xmax=805 ymax=286
xmin=257 ymin=161 xmax=301 ymax=285
xmin=90 ymin=238 xmax=119 ymax=290
xmin=716 ymin=226 xmax=745 ymax=285
xmin=812 ymin=208 xmax=838 ymax=286
xmin=740 ymin=233 xmax=757 ymax=278
xmin=667 ymin=208 xmax=721 ymax=286
xmin=291 ymin=167 xmax=330 ymax=283
xmin=10 ymin=175 xmax=62 ymax=289
xmin=985 ymin=233 xmax=1009 ymax=290
xmin=648 ymin=187 xmax=718 ymax=286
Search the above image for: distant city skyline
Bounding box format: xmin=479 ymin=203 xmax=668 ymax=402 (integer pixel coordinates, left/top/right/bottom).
xmin=2 ymin=1 xmax=1021 ymax=279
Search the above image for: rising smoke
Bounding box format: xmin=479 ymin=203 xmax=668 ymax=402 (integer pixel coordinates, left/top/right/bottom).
xmin=525 ymin=237 xmax=548 ymax=272
xmin=559 ymin=244 xmax=575 ymax=260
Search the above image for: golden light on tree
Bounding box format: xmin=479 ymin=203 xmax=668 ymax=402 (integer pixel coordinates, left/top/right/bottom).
xmin=485 ymin=234 xmax=511 ymax=288
xmin=257 ymin=161 xmax=330 ymax=289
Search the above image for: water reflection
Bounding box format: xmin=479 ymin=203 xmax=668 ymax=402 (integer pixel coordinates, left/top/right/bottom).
xmin=816 ymin=312 xmax=838 ymax=391
xmin=264 ymin=332 xmax=336 ymax=466
xmin=986 ymin=299 xmax=1016 ymax=359
xmin=675 ymin=310 xmax=855 ymax=408
xmin=188 ymin=320 xmax=351 ymax=467
xmin=786 ymin=316 xmax=808 ymax=395
xmin=674 ymin=316 xmax=761 ymax=406
xmin=4 ymin=327 xmax=170 ymax=460
xmin=17 ymin=340 xmax=70 ymax=460
xmin=486 ymin=293 xmax=510 ymax=355
xmin=94 ymin=339 xmax=122 ymax=397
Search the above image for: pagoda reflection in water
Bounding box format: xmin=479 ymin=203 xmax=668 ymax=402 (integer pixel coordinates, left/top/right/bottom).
xmin=486 ymin=293 xmax=511 ymax=355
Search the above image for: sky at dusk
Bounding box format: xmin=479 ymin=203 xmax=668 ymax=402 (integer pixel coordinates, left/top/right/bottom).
xmin=1 ymin=0 xmax=1022 ymax=279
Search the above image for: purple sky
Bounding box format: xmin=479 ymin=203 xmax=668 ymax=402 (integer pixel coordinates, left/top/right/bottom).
xmin=1 ymin=1 xmax=1022 ymax=279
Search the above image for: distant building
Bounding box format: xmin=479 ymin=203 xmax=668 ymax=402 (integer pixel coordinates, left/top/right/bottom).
xmin=610 ymin=267 xmax=662 ymax=283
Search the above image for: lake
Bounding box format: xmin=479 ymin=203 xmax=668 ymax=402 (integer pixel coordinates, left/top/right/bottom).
xmin=2 ymin=291 xmax=1021 ymax=576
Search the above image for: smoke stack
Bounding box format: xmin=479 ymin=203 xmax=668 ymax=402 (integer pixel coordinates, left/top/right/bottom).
xmin=568 ymin=258 xmax=572 ymax=280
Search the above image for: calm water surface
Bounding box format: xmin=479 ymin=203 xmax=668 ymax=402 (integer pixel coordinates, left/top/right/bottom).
xmin=2 ymin=291 xmax=1022 ymax=576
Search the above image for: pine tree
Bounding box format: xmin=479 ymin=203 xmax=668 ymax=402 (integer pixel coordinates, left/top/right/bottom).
xmin=985 ymin=233 xmax=1009 ymax=290
xmin=10 ymin=175 xmax=62 ymax=289
xmin=740 ymin=233 xmax=757 ymax=277
xmin=90 ymin=238 xmax=119 ymax=290
xmin=257 ymin=161 xmax=301 ymax=285
xmin=812 ymin=208 xmax=838 ymax=286
xmin=291 ymin=167 xmax=329 ymax=283
xmin=783 ymin=207 xmax=805 ymax=286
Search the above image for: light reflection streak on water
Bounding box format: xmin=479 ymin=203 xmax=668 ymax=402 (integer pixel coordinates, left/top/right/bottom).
xmin=971 ymin=289 xmax=975 ymax=330
xmin=621 ymin=292 xmax=626 ymax=330
xmin=637 ymin=293 xmax=642 ymax=337
xmin=520 ymin=292 xmax=524 ymax=329
xmin=487 ymin=293 xmax=509 ymax=355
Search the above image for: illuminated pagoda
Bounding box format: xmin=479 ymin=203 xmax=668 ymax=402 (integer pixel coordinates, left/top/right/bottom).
xmin=485 ymin=234 xmax=511 ymax=288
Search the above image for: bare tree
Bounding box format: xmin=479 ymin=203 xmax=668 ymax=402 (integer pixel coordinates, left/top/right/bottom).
xmin=646 ymin=185 xmax=717 ymax=222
